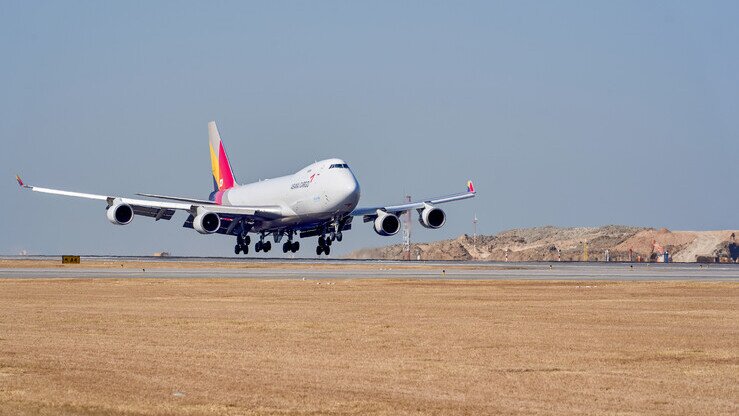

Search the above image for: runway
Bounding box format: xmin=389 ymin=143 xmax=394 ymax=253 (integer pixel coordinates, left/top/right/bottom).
xmin=1 ymin=257 xmax=737 ymax=280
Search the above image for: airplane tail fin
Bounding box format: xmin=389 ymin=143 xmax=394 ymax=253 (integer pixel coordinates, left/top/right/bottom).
xmin=208 ymin=121 xmax=238 ymax=196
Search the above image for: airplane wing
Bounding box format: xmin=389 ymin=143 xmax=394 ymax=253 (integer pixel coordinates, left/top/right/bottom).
xmin=135 ymin=192 xmax=215 ymax=205
xmin=350 ymin=180 xmax=476 ymax=218
xmin=16 ymin=176 xmax=284 ymax=221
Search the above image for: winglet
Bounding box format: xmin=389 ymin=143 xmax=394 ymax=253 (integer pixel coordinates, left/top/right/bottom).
xmin=466 ymin=180 xmax=475 ymax=193
xmin=16 ymin=174 xmax=28 ymax=188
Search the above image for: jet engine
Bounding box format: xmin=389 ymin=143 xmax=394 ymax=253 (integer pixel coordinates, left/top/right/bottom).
xmin=106 ymin=202 xmax=134 ymax=225
xmin=374 ymin=211 xmax=401 ymax=236
xmin=418 ymin=206 xmax=446 ymax=229
xmin=193 ymin=211 xmax=221 ymax=234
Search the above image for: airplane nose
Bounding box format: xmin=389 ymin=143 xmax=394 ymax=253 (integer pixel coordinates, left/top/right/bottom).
xmin=346 ymin=176 xmax=358 ymax=193
xmin=342 ymin=174 xmax=360 ymax=203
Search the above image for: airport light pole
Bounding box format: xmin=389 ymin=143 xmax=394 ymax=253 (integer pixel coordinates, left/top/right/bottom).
xmin=402 ymin=195 xmax=411 ymax=261
xmin=472 ymin=213 xmax=478 ymax=245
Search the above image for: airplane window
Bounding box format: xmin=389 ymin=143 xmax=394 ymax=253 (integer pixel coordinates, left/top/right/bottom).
xmin=329 ymin=164 xmax=349 ymax=169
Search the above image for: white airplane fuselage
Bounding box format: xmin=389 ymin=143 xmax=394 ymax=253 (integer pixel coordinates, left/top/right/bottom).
xmin=218 ymin=158 xmax=360 ymax=231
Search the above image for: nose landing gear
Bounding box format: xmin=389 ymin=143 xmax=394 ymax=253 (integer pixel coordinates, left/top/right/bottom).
xmin=316 ymin=234 xmax=335 ymax=256
xmin=316 ymin=244 xmax=330 ymax=256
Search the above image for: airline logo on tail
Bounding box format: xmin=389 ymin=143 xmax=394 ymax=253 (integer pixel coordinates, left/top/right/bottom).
xmin=467 ymin=180 xmax=475 ymax=193
xmin=208 ymin=121 xmax=236 ymax=192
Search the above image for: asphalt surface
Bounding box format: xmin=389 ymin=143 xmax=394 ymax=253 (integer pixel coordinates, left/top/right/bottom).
xmin=1 ymin=257 xmax=738 ymax=280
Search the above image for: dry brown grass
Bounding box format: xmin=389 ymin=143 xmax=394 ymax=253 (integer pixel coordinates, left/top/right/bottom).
xmin=0 ymin=278 xmax=737 ymax=415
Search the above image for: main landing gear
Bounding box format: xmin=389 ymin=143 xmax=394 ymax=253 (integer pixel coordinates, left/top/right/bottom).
xmin=282 ymin=240 xmax=300 ymax=253
xmin=280 ymin=230 xmax=300 ymax=254
xmin=234 ymin=234 xmax=251 ymax=255
xmin=255 ymin=237 xmax=271 ymax=253
xmin=235 ymin=230 xmax=304 ymax=255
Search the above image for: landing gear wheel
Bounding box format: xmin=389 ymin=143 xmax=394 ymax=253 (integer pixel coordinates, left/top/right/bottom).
xmin=329 ymin=231 xmax=336 ymax=241
xmin=237 ymin=235 xmax=243 ymax=245
xmin=316 ymin=245 xmax=323 ymax=256
xmin=241 ymin=244 xmax=249 ymax=255
xmin=318 ymin=236 xmax=325 ymax=247
xmin=234 ymin=244 xmax=241 ymax=255
xmin=336 ymin=232 xmax=343 ymax=242
xmin=243 ymin=235 xmax=251 ymax=246
xmin=263 ymin=241 xmax=271 ymax=252
xmin=326 ymin=238 xmax=332 ymax=246
xmin=283 ymin=242 xmax=290 ymax=253
xmin=324 ymin=245 xmax=331 ymax=255
xmin=255 ymin=241 xmax=262 ymax=252
xmin=291 ymin=241 xmax=300 ymax=253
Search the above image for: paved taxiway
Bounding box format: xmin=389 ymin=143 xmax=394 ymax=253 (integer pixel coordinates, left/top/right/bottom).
xmin=0 ymin=258 xmax=737 ymax=280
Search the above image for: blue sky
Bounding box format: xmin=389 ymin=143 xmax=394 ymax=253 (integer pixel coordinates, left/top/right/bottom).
xmin=1 ymin=1 xmax=737 ymax=257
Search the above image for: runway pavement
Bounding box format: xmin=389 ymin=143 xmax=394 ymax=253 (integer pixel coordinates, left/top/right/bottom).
xmin=0 ymin=258 xmax=737 ymax=280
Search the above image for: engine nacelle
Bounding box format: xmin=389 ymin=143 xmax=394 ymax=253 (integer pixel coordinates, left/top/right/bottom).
xmin=193 ymin=211 xmax=221 ymax=234
xmin=374 ymin=212 xmax=401 ymax=236
xmin=418 ymin=206 xmax=446 ymax=229
xmin=106 ymin=202 xmax=134 ymax=225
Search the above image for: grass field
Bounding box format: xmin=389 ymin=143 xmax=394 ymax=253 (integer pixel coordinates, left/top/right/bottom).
xmin=0 ymin=278 xmax=736 ymax=415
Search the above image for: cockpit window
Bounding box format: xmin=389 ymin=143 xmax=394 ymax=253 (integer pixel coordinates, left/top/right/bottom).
xmin=329 ymin=163 xmax=349 ymax=169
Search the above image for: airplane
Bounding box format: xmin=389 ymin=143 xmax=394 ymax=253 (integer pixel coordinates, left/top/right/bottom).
xmin=16 ymin=121 xmax=476 ymax=256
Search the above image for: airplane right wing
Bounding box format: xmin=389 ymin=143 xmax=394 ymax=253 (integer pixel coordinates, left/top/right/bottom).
xmin=348 ymin=181 xmax=475 ymax=235
xmin=350 ymin=180 xmax=476 ymax=218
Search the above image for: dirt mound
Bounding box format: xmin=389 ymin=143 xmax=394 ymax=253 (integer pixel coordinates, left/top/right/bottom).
xmin=347 ymin=226 xmax=739 ymax=263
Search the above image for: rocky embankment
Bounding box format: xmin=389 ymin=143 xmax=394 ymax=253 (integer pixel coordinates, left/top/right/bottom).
xmin=348 ymin=226 xmax=739 ymax=263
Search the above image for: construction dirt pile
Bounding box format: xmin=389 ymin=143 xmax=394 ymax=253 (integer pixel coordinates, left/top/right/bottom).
xmin=348 ymin=226 xmax=739 ymax=263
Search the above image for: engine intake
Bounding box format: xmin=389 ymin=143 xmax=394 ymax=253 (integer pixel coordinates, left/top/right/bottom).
xmin=107 ymin=202 xmax=134 ymax=225
xmin=193 ymin=211 xmax=221 ymax=234
xmin=419 ymin=206 xmax=446 ymax=229
xmin=374 ymin=211 xmax=400 ymax=236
